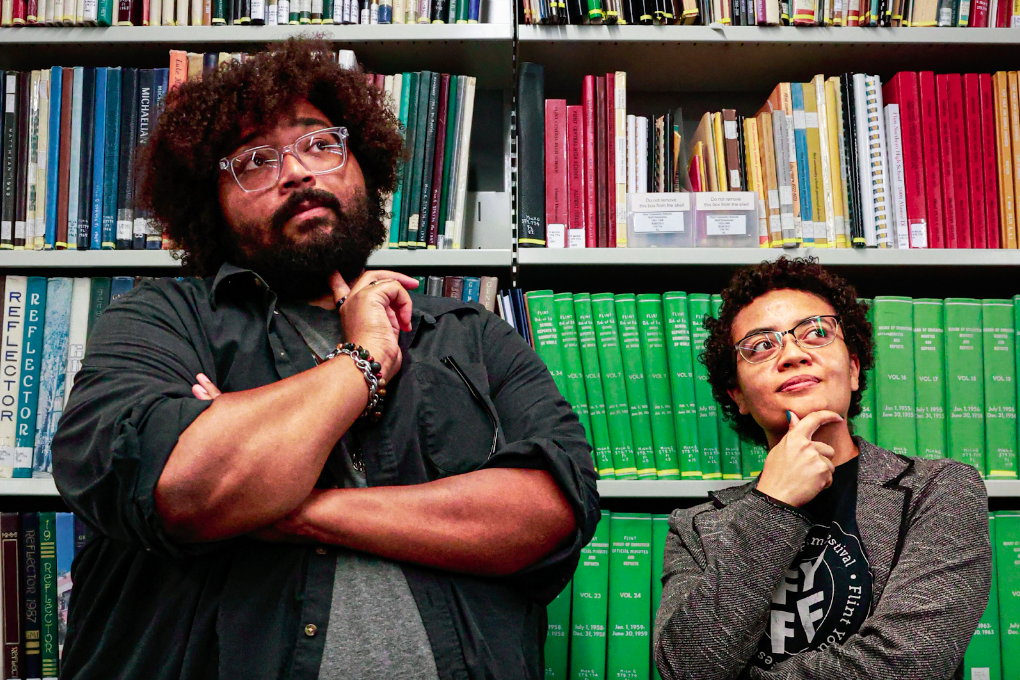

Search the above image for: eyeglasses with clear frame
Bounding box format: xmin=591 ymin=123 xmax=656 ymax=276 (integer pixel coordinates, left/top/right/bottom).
xmin=219 ymin=126 xmax=350 ymax=193
xmin=735 ymin=315 xmax=843 ymax=365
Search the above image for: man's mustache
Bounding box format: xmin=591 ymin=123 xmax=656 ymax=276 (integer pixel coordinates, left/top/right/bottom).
xmin=270 ymin=189 xmax=344 ymax=233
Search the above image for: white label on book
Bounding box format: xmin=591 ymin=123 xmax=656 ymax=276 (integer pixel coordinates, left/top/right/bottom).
xmin=252 ymin=0 xmax=265 ymax=18
xmin=616 ymin=138 xmax=626 ymax=179
xmin=781 ymin=213 xmax=795 ymax=231
xmin=546 ymin=224 xmax=566 ymax=248
xmin=407 ymin=214 xmax=419 ymax=236
xmin=13 ymin=447 xmax=31 ymax=469
xmin=133 ymin=218 xmax=147 ymax=238
xmin=804 ymin=111 xmax=819 ymax=129
xmin=768 ymin=189 xmax=780 ymax=208
xmin=14 ymin=221 xmax=24 ymax=241
xmin=695 ymin=191 xmax=755 ymax=211
xmin=1014 ymin=14 xmax=1020 ymax=26
xmin=971 ymin=670 xmax=990 ymax=680
xmin=910 ymin=222 xmax=928 ymax=248
xmin=0 ymin=221 xmax=10 ymax=241
xmin=83 ymin=0 xmax=97 ymax=16
xmin=939 ymin=6 xmax=952 ymax=22
xmin=567 ymin=229 xmax=586 ymax=248
xmin=730 ymin=170 xmax=741 ymax=189
xmin=267 ymin=0 xmax=278 ymax=21
xmin=117 ymin=219 xmax=132 ymax=242
xmin=706 ymin=214 xmax=747 ymax=236
xmin=724 ymin=120 xmax=738 ymax=139
xmin=779 ymin=185 xmax=794 ymax=206
xmin=634 ymin=211 xmax=685 ymax=234
xmin=278 ymin=0 xmax=289 ymax=20
xmin=615 ymin=77 xmax=626 ymax=109
xmin=5 ymin=93 xmax=14 ymax=115
xmin=792 ymin=109 xmax=806 ymax=129
xmin=769 ymin=214 xmax=782 ymax=232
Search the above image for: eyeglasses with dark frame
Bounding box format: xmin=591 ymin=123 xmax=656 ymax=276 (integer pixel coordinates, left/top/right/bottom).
xmin=735 ymin=315 xmax=843 ymax=365
xmin=219 ymin=126 xmax=350 ymax=193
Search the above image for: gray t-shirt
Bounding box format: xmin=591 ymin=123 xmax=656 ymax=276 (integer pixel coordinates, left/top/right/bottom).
xmin=276 ymin=301 xmax=439 ymax=680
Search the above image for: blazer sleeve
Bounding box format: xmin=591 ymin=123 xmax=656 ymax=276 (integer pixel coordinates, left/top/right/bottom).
xmin=654 ymin=490 xmax=812 ymax=680
xmin=745 ymin=461 xmax=991 ymax=680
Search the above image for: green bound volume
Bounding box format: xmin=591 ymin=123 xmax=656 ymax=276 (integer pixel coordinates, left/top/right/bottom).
xmin=873 ymin=296 xmax=917 ymax=458
xmin=615 ymin=294 xmax=658 ymax=479
xmin=688 ymin=294 xmax=722 ymax=479
xmin=40 ymin=512 xmax=57 ymax=679
xmin=913 ymin=299 xmax=947 ymax=460
xmin=965 ymin=514 xmax=1001 ymax=680
xmin=591 ymin=293 xmax=638 ymax=479
xmin=662 ymin=292 xmax=701 ymax=478
xmin=651 ymin=514 xmax=670 ymax=680
xmin=945 ymin=299 xmax=986 ymax=473
xmin=853 ymin=300 xmax=877 ymax=443
xmin=635 ymin=294 xmax=680 ymax=479
xmin=606 ymin=513 xmax=652 ymax=680
xmin=711 ymin=295 xmax=742 ymax=479
xmin=997 ymin=511 xmax=1020 ymax=680
xmin=570 ymin=511 xmax=610 ymax=680
xmin=554 ymin=292 xmax=593 ymax=439
xmin=983 ymin=300 xmax=1017 ymax=478
xmin=574 ymin=294 xmax=616 ymax=479
xmin=741 ymin=439 xmax=768 ymax=479
xmin=389 ymin=72 xmax=413 ymax=248
xmin=526 ymin=290 xmax=568 ymax=396
xmin=545 ymin=581 xmax=571 ymax=679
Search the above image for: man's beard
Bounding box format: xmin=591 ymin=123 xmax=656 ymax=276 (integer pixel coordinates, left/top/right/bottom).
xmin=225 ymin=187 xmax=386 ymax=301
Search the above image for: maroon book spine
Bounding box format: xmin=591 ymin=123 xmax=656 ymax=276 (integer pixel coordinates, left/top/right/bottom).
xmin=582 ymin=76 xmax=597 ymax=248
xmin=1 ymin=513 xmax=21 ymax=680
xmin=604 ymin=73 xmax=616 ymax=249
xmin=544 ymin=99 xmax=567 ymax=248
xmin=426 ymin=73 xmax=450 ymax=248
xmin=567 ymin=104 xmax=586 ymax=247
xmin=979 ymin=73 xmax=1001 ymax=249
xmin=963 ymin=74 xmax=986 ymax=248
xmin=595 ymin=77 xmax=608 ymax=249
xmin=117 ymin=0 xmax=135 ymax=24
xmin=56 ymin=68 xmax=74 ymax=250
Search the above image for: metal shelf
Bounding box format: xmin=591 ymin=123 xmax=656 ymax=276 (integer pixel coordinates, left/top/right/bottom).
xmin=0 ymin=479 xmax=59 ymax=496
xmin=0 ymin=24 xmax=515 ymax=87
xmin=518 ymin=26 xmax=1020 ymax=92
xmin=598 ymin=478 xmax=1020 ymax=498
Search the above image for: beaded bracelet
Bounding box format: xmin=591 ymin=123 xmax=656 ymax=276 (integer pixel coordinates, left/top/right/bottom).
xmin=324 ymin=343 xmax=387 ymax=421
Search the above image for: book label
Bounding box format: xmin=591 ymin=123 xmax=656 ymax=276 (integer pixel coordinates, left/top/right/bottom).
xmin=546 ymin=224 xmax=566 ymax=248
xmin=631 ymin=194 xmax=689 ymax=234
xmin=567 ymin=229 xmax=585 ymax=248
xmin=116 ymin=219 xmax=131 ymax=242
xmin=634 ymin=212 xmax=684 ymax=234
xmin=1 ymin=222 xmax=10 ymax=241
xmin=706 ymin=214 xmax=747 ymax=236
xmin=910 ymin=222 xmax=928 ymax=248
xmin=779 ymin=185 xmax=793 ymax=206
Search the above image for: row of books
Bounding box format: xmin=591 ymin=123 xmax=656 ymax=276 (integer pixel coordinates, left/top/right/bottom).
xmin=544 ymin=511 xmax=667 ymax=680
xmin=964 ymin=512 xmax=1020 ymax=680
xmin=411 ymin=274 xmax=499 ymax=311
xmin=522 ymin=0 xmax=1020 ymax=25
xmin=0 ymin=276 xmax=139 ymax=480
xmin=0 ymin=512 xmax=84 ymax=680
xmin=0 ymin=0 xmax=482 ymax=24
xmin=519 ymin=289 xmax=770 ymax=481
xmin=853 ymin=296 xmax=1020 ymax=480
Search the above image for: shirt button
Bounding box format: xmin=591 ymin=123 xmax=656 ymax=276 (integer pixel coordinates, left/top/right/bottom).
xmin=274 ymin=310 xmax=279 ymax=315
xmin=304 ymin=624 xmax=318 ymax=637
xmin=280 ymin=351 xmax=286 ymax=357
xmin=315 ymin=547 xmax=327 ymax=555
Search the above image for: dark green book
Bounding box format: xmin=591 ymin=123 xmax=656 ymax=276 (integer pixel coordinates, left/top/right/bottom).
xmin=398 ymin=72 xmax=423 ymax=249
xmin=688 ymin=294 xmax=721 ymax=479
xmin=636 ymin=294 xmax=680 ymax=479
xmin=436 ymin=74 xmax=459 ymax=246
xmin=614 ymin=294 xmax=658 ymax=479
xmin=87 ymin=277 xmax=112 ymax=335
xmin=415 ymin=72 xmax=441 ymax=249
xmin=574 ymin=293 xmax=616 ymax=479
xmin=39 ymin=512 xmax=57 ymax=679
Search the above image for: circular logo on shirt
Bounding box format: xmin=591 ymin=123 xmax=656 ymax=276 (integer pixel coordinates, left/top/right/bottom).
xmin=752 ymin=521 xmax=873 ymax=670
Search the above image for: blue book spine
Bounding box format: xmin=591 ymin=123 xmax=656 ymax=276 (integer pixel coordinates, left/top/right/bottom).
xmin=90 ymin=68 xmax=108 ymax=251
xmin=790 ymin=82 xmax=813 ymax=245
xmin=15 ymin=277 xmax=47 ymax=478
xmin=55 ymin=512 xmax=74 ymax=656
xmin=74 ymin=515 xmax=88 ymax=553
xmin=32 ymin=278 xmax=72 ymax=479
xmin=468 ymin=0 xmax=479 ymax=21
xmin=44 ymin=67 xmax=63 ymax=251
xmin=66 ymin=68 xmax=84 ymax=250
xmin=134 ymin=69 xmax=154 ymax=250
xmin=109 ymin=276 xmax=135 ymax=301
xmin=154 ymin=68 xmax=169 ymax=111
xmin=461 ymin=276 xmax=480 ymax=303
xmin=101 ymin=68 xmax=121 ymax=250
xmin=20 ymin=511 xmax=41 ymax=680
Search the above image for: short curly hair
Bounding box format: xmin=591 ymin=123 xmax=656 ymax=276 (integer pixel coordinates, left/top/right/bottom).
xmin=701 ymin=257 xmax=874 ymax=445
xmin=140 ymin=37 xmax=403 ymax=277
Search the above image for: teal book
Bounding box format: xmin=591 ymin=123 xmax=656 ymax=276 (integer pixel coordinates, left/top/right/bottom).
xmin=635 ymin=294 xmax=680 ymax=479
xmin=388 ymin=72 xmax=412 ymax=248
xmin=853 ymin=300 xmax=877 ymax=443
xmin=982 ymin=300 xmax=1017 ymax=478
xmin=545 ymin=581 xmax=571 ymax=679
xmin=14 ymin=277 xmax=46 ymax=478
xmin=398 ymin=72 xmax=424 ymax=248
xmin=33 ymin=278 xmax=72 ymax=478
xmin=614 ymin=294 xmax=658 ymax=479
xmin=591 ymin=293 xmax=637 ymax=479
xmin=712 ymin=295 xmax=742 ymax=479
xmin=87 ymin=277 xmax=112 ymax=336
xmin=526 ymin=290 xmax=568 ymax=396
xmin=996 ymin=511 xmax=1020 ymax=680
xmin=651 ymin=515 xmax=670 ymax=680
xmin=688 ymin=294 xmax=722 ymax=479
xmin=964 ymin=514 xmax=1001 ymax=680
xmin=39 ymin=512 xmax=56 ymax=679
xmin=574 ymin=294 xmax=616 ymax=479
xmin=741 ymin=439 xmax=768 ymax=479
xmin=100 ymin=67 xmax=121 ymax=249
xmin=554 ymin=292 xmax=593 ymax=441
xmin=570 ymin=511 xmax=610 ymax=680
xmin=873 ymin=296 xmax=917 ymax=458
xmin=944 ymin=299 xmax=986 ymax=474
xmin=913 ymin=299 xmax=947 ymax=460
xmin=790 ymin=82 xmax=814 ymax=245
xmin=606 ymin=513 xmax=652 ymax=680
xmin=662 ymin=292 xmax=701 ymax=478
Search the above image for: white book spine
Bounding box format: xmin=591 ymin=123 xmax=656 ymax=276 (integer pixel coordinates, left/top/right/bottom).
xmin=191 ymin=0 xmax=201 ymax=24
xmin=626 ymin=114 xmax=636 ymax=195
xmin=451 ymin=77 xmax=476 ymax=250
xmin=177 ymin=0 xmax=188 ymax=25
xmin=75 ymin=0 xmax=84 ymax=23
xmin=393 ymin=0 xmax=403 ymax=21
xmin=885 ymin=104 xmax=911 ymax=249
xmin=26 ymin=72 xmax=41 ymax=249
xmin=83 ymin=0 xmax=97 ymax=21
xmin=150 ymin=0 xmax=162 ymax=23
xmin=35 ymin=72 xmax=49 ymax=250
xmin=62 ymin=278 xmax=91 ymax=410
xmin=867 ymin=76 xmax=892 ymax=248
xmin=814 ymin=76 xmax=837 ymax=247
xmin=162 ymin=0 xmax=174 ymax=23
xmin=853 ymin=73 xmax=876 ymax=246
xmin=0 ymin=277 xmax=28 ymax=478
xmin=51 ymin=0 xmax=62 ymax=23
xmin=637 ymin=117 xmax=648 ymax=195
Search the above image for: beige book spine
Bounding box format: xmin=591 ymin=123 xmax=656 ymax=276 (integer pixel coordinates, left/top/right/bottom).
xmin=780 ymin=83 xmax=803 ymax=242
xmin=757 ymin=111 xmax=782 ymax=247
xmin=814 ymin=75 xmax=837 ymax=248
xmin=451 ymin=78 xmax=476 ymax=250
xmin=35 ymin=72 xmax=49 ymax=251
xmin=744 ymin=118 xmax=769 ymax=247
xmin=824 ymin=78 xmax=847 ymax=247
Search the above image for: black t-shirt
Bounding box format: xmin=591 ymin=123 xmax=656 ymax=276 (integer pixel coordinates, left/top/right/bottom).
xmin=751 ymin=456 xmax=874 ymax=671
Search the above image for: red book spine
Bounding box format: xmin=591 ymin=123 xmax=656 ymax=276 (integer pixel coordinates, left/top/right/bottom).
xmin=688 ymin=155 xmax=703 ymax=191
xmin=605 ymin=74 xmax=616 ymax=249
xmin=996 ymin=0 xmax=1010 ymax=25
xmin=947 ymin=74 xmax=972 ymax=248
xmin=936 ymin=76 xmax=959 ymax=248
xmin=26 ymin=0 xmax=37 ymax=22
xmin=142 ymin=0 xmax=150 ymax=23
xmin=963 ymin=74 xmax=987 ymax=248
xmin=582 ymin=76 xmax=597 ymax=249
xmin=12 ymin=0 xmax=25 ymax=22
xmin=595 ymin=77 xmax=609 ymax=249
xmin=427 ymin=74 xmax=450 ymax=248
xmin=886 ymin=73 xmax=928 ymax=248
xmin=920 ymin=72 xmax=947 ymax=248
xmin=970 ymin=0 xmax=989 ymax=23
xmin=980 ymin=73 xmax=1001 ymax=249
xmin=544 ymin=99 xmax=567 ymax=248
xmin=567 ymin=105 xmax=586 ymax=247
xmin=117 ymin=0 xmax=135 ymax=23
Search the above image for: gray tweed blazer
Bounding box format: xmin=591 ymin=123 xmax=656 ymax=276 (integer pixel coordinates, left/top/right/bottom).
xmin=653 ymin=437 xmax=991 ymax=680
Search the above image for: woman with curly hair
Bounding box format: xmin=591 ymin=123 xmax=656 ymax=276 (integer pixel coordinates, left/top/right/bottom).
xmin=653 ymin=257 xmax=990 ymax=680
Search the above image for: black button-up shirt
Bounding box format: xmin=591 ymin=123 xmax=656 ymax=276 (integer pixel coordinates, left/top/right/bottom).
xmin=52 ymin=263 xmax=600 ymax=680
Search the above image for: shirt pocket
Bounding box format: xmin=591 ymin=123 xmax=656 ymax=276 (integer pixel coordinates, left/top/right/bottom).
xmin=412 ymin=355 xmax=499 ymax=477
